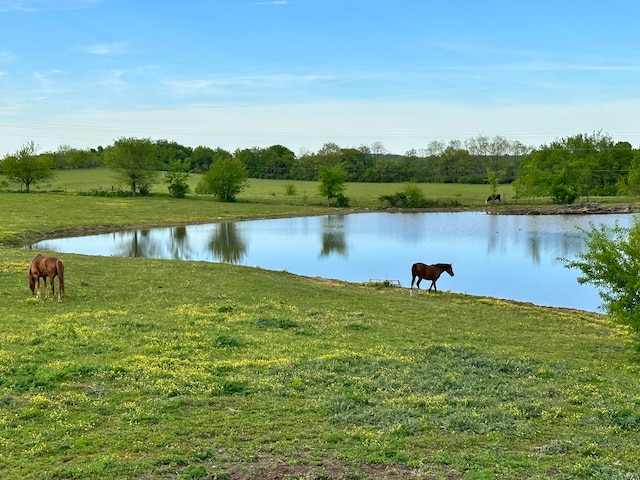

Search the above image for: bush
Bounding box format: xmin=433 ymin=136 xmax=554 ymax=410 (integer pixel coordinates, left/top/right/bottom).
xmin=165 ymin=161 xmax=190 ymax=198
xmin=563 ymin=220 xmax=640 ymax=332
xmin=402 ymin=182 xmax=427 ymax=207
xmin=196 ymin=158 xmax=247 ymax=201
xmin=379 ymin=182 xmax=426 ymax=208
xmin=551 ymin=184 xmax=579 ymax=204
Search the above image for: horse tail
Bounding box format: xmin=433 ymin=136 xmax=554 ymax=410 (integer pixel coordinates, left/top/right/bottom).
xmin=410 ymin=263 xmax=417 ymax=288
xmin=56 ymin=259 xmax=65 ymax=297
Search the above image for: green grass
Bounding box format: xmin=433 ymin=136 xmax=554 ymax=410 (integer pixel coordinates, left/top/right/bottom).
xmin=12 ymin=167 xmax=513 ymax=207
xmin=1 ymin=184 xmax=640 ymax=479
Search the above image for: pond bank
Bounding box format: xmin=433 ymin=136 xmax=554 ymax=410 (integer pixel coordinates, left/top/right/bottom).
xmin=488 ymin=202 xmax=638 ymax=215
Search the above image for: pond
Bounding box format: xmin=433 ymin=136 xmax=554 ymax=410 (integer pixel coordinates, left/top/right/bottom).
xmin=30 ymin=211 xmax=637 ymax=312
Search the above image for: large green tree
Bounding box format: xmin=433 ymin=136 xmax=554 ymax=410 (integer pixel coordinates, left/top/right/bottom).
xmin=0 ymin=141 xmax=53 ymax=192
xmin=105 ymin=137 xmax=158 ymax=196
xmin=514 ymin=132 xmax=631 ymax=203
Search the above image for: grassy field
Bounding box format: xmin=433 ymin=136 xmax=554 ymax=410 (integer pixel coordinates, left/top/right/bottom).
xmin=12 ymin=167 xmax=512 ymax=208
xmin=1 ymin=175 xmax=640 ymax=479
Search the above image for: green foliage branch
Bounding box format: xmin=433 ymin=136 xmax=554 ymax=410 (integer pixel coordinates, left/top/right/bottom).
xmin=563 ymin=220 xmax=640 ymax=332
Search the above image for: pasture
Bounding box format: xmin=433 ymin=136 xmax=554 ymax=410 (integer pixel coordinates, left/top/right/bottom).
xmin=10 ymin=167 xmax=510 ymax=207
xmin=1 ymin=183 xmax=640 ymax=479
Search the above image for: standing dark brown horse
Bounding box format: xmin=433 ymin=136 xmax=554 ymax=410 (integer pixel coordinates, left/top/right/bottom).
xmin=410 ymin=262 xmax=454 ymax=295
xmin=28 ymin=254 xmax=65 ymax=302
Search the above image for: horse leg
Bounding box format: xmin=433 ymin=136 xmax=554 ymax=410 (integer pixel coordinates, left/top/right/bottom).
xmin=429 ymin=280 xmax=437 ymax=293
xmin=55 ymin=277 xmax=62 ymax=303
xmin=49 ymin=276 xmax=56 ymax=302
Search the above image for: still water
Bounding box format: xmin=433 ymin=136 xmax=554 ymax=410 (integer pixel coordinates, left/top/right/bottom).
xmin=30 ymin=212 xmax=637 ymax=312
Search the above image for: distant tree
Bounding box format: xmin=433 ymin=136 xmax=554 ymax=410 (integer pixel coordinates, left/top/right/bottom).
xmin=262 ymin=144 xmax=296 ymax=179
xmin=237 ymin=145 xmax=296 ymax=179
xmin=563 ymin=220 xmax=640 ymax=333
xmin=154 ymin=139 xmax=192 ymax=170
xmin=105 ymin=137 xmax=158 ymax=196
xmin=486 ymin=168 xmax=506 ymax=199
xmin=190 ymin=146 xmax=217 ymax=173
xmin=164 ymin=160 xmax=190 ymax=198
xmin=514 ymin=132 xmax=629 ymax=203
xmin=626 ymin=151 xmax=640 ymax=195
xmin=50 ymin=144 xmax=102 ymax=169
xmin=235 ymin=147 xmax=263 ymax=178
xmin=318 ymin=164 xmax=347 ymax=206
xmin=340 ymin=148 xmax=370 ymax=181
xmin=0 ymin=141 xmax=53 ymax=192
xmin=196 ymin=158 xmax=247 ymax=201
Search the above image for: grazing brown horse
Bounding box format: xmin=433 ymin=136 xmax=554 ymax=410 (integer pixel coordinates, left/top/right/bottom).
xmin=28 ymin=254 xmax=65 ymax=302
xmin=410 ymin=262 xmax=454 ymax=295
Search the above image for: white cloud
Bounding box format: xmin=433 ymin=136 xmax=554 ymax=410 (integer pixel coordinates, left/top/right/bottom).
xmin=165 ymin=73 xmax=337 ymax=96
xmin=78 ymin=41 xmax=130 ymax=56
xmin=0 ymin=0 xmax=101 ymax=13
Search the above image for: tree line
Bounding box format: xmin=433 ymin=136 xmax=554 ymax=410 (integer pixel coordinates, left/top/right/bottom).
xmin=1 ymin=135 xmax=530 ymax=184
xmin=2 ymin=132 xmax=640 ymax=203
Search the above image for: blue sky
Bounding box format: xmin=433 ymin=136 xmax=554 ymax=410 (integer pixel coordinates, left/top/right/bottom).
xmin=2 ymin=0 xmax=640 ymax=155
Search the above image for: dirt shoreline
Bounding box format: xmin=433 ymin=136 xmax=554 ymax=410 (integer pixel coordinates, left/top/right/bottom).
xmin=485 ymin=202 xmax=637 ymax=215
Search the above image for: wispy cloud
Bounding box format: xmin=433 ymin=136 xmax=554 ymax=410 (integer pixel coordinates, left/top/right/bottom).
xmin=77 ymin=41 xmax=130 ymax=56
xmin=252 ymin=1 xmax=288 ymax=5
xmin=0 ymin=0 xmax=102 ymax=13
xmin=165 ymin=73 xmax=336 ymax=95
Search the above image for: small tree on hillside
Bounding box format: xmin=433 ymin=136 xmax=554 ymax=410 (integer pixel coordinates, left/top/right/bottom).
xmin=164 ymin=160 xmax=190 ymax=198
xmin=0 ymin=141 xmax=53 ymax=192
xmin=105 ymin=137 xmax=158 ymax=196
xmin=318 ymin=164 xmax=347 ymax=206
xmin=196 ymin=158 xmax=247 ymax=202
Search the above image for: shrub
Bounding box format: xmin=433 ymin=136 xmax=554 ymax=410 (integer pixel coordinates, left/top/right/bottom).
xmin=563 ymin=220 xmax=640 ymax=332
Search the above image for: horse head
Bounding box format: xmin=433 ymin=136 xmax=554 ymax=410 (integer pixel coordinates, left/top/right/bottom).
xmin=445 ymin=264 xmax=454 ymax=277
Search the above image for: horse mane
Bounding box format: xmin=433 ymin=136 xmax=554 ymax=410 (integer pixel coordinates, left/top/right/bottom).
xmin=433 ymin=263 xmax=451 ymax=268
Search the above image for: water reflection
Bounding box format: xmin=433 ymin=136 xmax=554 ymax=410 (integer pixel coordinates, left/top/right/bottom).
xmin=208 ymin=222 xmax=247 ymax=264
xmin=320 ymin=215 xmax=347 ymax=257
xmin=29 ymin=212 xmax=638 ymax=311
xmin=170 ymin=226 xmax=192 ymax=260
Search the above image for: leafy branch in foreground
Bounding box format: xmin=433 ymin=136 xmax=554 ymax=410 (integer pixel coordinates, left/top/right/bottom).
xmin=563 ymin=220 xmax=640 ymax=331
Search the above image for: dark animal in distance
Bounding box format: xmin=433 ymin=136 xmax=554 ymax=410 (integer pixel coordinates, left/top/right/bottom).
xmin=410 ymin=262 xmax=454 ymax=295
xmin=486 ymin=194 xmax=501 ymax=203
xmin=28 ymin=254 xmax=65 ymax=302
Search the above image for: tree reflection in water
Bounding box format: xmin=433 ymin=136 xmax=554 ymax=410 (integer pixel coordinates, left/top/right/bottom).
xmin=169 ymin=226 xmax=192 ymax=260
xmin=208 ymin=221 xmax=247 ymax=264
xmin=320 ymin=215 xmax=347 ymax=257
xmin=114 ymin=229 xmax=160 ymax=258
